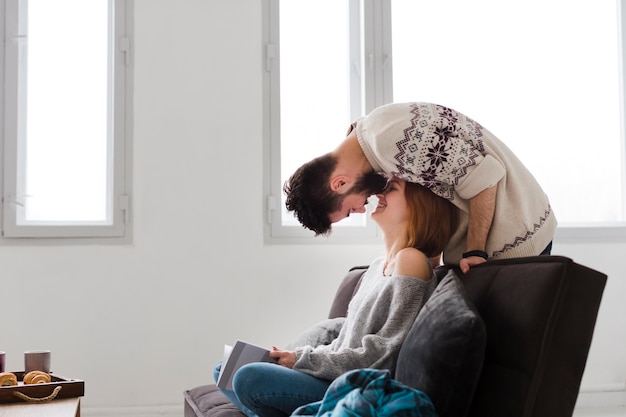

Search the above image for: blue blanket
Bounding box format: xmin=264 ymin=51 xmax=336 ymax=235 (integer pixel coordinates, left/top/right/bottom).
xmin=291 ymin=369 xmax=437 ymax=417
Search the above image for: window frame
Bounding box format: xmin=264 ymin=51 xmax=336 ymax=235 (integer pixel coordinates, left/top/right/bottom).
xmin=264 ymin=0 xmax=626 ymax=244
xmin=263 ymin=0 xmax=389 ymax=244
xmin=0 ymin=0 xmax=133 ymax=241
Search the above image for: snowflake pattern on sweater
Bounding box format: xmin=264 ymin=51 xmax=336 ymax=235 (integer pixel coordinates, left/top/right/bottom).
xmin=392 ymin=103 xmax=486 ymax=200
xmin=355 ymin=101 xmax=557 ymax=261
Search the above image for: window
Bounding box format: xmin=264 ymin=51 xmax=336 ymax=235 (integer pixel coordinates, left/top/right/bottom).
xmin=263 ymin=0 xmax=383 ymax=243
xmin=390 ymin=0 xmax=625 ymax=230
xmin=264 ymin=0 xmax=626 ymax=243
xmin=0 ymin=0 xmax=132 ymax=239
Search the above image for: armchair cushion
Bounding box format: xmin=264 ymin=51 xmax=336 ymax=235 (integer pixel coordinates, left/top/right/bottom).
xmin=285 ymin=317 xmax=346 ymax=350
xmin=395 ymin=270 xmax=486 ymax=417
xmin=183 ymin=385 xmax=244 ymax=417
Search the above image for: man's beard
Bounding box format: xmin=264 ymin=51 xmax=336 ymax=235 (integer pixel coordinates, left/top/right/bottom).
xmin=348 ymin=171 xmax=388 ymax=196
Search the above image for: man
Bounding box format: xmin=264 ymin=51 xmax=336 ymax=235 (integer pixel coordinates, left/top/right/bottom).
xmin=284 ymin=102 xmax=556 ymax=272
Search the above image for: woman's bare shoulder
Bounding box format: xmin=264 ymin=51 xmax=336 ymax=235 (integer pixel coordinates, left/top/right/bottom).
xmin=394 ymin=247 xmax=431 ymax=281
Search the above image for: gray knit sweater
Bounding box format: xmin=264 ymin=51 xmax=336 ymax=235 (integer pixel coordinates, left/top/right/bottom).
xmin=293 ymin=257 xmax=436 ymax=381
xmin=354 ymin=102 xmax=557 ymax=264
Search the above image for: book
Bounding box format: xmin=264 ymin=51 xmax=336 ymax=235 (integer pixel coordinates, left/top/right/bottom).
xmin=216 ymin=340 xmax=277 ymax=390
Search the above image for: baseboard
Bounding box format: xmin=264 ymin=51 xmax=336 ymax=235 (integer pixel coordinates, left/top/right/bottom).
xmin=81 ymin=404 xmax=181 ymax=417
xmin=575 ymin=384 xmax=626 ymax=409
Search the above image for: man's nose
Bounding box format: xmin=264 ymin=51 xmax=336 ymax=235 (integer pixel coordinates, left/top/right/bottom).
xmin=354 ymin=206 xmax=367 ymax=214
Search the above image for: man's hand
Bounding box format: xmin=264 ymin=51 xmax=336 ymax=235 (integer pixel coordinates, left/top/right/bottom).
xmin=269 ymin=347 xmax=296 ymax=368
xmin=459 ymin=256 xmax=487 ymax=274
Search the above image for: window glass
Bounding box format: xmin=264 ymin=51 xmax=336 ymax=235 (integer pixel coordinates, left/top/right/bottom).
xmin=279 ymin=1 xmax=367 ymax=227
xmin=22 ymin=0 xmax=110 ymax=223
xmin=391 ymin=0 xmax=622 ymax=224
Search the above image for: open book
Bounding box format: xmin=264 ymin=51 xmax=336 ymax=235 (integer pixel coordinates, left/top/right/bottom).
xmin=216 ymin=340 xmax=277 ymax=390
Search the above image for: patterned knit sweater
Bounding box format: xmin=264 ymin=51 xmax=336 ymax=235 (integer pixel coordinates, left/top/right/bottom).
xmin=293 ymin=257 xmax=436 ymax=381
xmin=353 ymin=102 xmax=557 ymax=264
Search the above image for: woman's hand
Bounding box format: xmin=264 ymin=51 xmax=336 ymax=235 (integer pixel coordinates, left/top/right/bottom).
xmin=269 ymin=347 xmax=297 ymax=368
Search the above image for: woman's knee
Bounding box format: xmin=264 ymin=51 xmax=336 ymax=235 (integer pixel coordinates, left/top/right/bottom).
xmin=232 ymin=362 xmax=272 ymax=394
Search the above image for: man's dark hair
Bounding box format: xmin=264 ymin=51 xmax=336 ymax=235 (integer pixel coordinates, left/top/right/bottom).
xmin=283 ymin=153 xmax=342 ymax=236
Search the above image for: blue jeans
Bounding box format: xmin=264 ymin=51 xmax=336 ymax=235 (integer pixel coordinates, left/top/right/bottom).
xmin=214 ymin=361 xmax=331 ymax=417
xmin=214 ymin=361 xmax=256 ymax=416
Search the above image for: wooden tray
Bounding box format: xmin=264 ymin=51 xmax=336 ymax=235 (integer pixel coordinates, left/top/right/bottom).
xmin=0 ymin=372 xmax=84 ymax=404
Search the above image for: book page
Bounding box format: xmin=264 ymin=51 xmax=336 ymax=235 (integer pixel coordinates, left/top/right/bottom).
xmin=216 ymin=340 xmax=277 ymax=390
xmin=216 ymin=344 xmax=233 ymax=387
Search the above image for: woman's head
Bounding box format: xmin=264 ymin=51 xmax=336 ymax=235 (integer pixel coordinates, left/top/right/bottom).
xmin=373 ymin=178 xmax=458 ymax=257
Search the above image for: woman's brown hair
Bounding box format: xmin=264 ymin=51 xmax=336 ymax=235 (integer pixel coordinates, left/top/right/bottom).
xmin=404 ymin=182 xmax=459 ymax=258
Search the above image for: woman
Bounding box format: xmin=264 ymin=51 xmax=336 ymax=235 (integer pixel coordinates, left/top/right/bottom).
xmin=215 ymin=178 xmax=458 ymax=417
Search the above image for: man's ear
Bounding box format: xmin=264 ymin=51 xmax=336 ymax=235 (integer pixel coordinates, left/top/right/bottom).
xmin=330 ymin=175 xmax=348 ymax=192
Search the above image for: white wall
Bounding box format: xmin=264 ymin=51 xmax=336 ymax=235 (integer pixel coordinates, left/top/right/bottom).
xmin=1 ymin=1 xmax=624 ymax=415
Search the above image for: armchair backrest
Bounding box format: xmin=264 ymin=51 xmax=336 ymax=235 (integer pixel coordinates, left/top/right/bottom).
xmin=327 ymin=256 xmax=607 ymax=417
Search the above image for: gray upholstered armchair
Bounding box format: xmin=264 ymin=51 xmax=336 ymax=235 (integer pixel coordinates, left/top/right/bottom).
xmin=184 ymin=256 xmax=606 ymax=417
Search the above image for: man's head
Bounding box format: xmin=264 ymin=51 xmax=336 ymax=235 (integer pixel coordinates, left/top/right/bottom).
xmin=283 ymin=153 xmax=387 ymax=236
